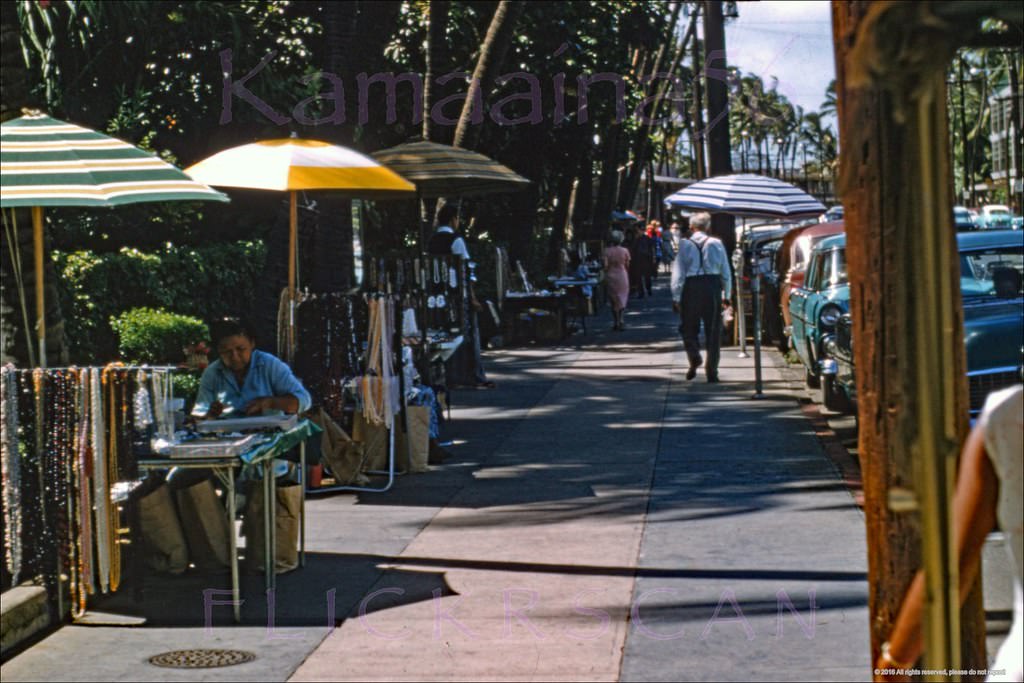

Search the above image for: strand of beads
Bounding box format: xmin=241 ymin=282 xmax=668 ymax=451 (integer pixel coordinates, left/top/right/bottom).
xmin=1 ymin=366 xmax=22 ymax=585
xmin=91 ymin=368 xmax=110 ymax=593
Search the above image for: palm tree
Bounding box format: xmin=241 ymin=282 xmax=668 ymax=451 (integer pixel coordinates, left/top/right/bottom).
xmin=820 ymin=79 xmax=837 ymax=120
xmin=788 ymin=105 xmax=805 ymax=182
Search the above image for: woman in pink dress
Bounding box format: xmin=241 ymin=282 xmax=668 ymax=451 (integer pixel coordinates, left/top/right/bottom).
xmin=603 ymin=230 xmax=631 ymax=331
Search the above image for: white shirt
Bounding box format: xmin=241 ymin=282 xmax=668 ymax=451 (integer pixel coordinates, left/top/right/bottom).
xmin=980 ymin=385 xmax=1023 ymax=682
xmin=437 ymin=225 xmax=470 ymax=260
xmin=670 ymin=230 xmax=732 ymax=302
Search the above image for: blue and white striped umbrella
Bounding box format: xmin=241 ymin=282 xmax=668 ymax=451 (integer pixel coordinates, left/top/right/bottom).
xmin=664 ymin=173 xmax=825 ymax=218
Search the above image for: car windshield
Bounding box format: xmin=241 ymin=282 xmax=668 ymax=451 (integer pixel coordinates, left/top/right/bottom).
xmin=807 ymin=248 xmax=847 ymax=290
xmin=959 ymin=246 xmax=1024 ymax=298
xmin=823 ymin=248 xmax=848 ymax=287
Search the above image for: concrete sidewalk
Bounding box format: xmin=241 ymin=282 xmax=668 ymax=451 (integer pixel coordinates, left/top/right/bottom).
xmin=2 ymin=281 xmax=870 ymax=681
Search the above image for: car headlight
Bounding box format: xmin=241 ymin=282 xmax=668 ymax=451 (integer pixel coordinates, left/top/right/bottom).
xmin=818 ymin=304 xmax=842 ymax=330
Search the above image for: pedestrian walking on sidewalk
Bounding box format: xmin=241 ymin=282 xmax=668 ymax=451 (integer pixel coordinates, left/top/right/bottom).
xmin=630 ymin=226 xmax=656 ymax=297
xmin=671 ymin=212 xmax=732 ymax=382
xmin=603 ymin=230 xmax=631 ymax=331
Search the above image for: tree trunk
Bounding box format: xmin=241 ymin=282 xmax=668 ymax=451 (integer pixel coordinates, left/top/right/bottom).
xmin=308 ymin=1 xmax=367 ymax=298
xmin=833 ymin=1 xmax=986 ymax=676
xmin=701 ymin=1 xmax=735 ymax=254
xmin=619 ymin=2 xmax=685 ymax=209
xmin=703 ymin=1 xmax=732 ymax=178
xmin=451 ymin=0 xmax=525 ymax=152
xmin=1009 ymin=53 xmax=1022 ymax=212
xmin=1 ymin=2 xmax=67 ymax=367
xmin=593 ymin=125 xmax=623 ymax=236
xmin=422 ymin=1 xmax=450 ymax=141
xmin=691 ymin=33 xmax=706 ymax=179
xmin=573 ymin=144 xmax=595 ymax=238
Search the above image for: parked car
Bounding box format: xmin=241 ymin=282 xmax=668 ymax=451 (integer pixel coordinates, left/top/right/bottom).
xmin=779 ymin=220 xmax=845 ymax=352
xmin=733 ymin=222 xmax=795 ymax=345
xmin=980 ymin=204 xmax=1013 ymax=230
xmin=821 ymin=205 xmax=844 ymax=223
xmin=758 ymin=238 xmax=788 ymax=346
xmin=1013 ymin=215 xmax=1023 ymax=230
xmin=954 ymin=205 xmax=976 ymax=231
xmin=830 ymin=229 xmax=1023 ymax=418
xmin=830 ymin=313 xmax=856 ymax=410
xmin=788 ymin=233 xmax=850 ymax=411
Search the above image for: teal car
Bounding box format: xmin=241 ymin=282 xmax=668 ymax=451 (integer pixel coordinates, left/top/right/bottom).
xmin=960 ymin=230 xmax=1024 ymax=415
xmin=831 ymin=230 xmax=1023 ymax=418
xmin=788 ymin=233 xmax=850 ymax=410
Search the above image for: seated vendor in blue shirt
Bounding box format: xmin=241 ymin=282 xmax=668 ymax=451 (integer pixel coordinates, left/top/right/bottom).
xmin=193 ymin=317 xmax=311 ymax=419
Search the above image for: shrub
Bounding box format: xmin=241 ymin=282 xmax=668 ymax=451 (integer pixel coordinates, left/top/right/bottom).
xmin=172 ymin=371 xmax=203 ymax=413
xmin=54 ymin=240 xmax=266 ymax=362
xmin=110 ymin=307 xmax=209 ymax=364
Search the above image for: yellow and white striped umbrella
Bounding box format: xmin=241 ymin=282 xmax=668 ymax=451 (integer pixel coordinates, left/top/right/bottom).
xmin=186 ymin=138 xmax=415 ymax=361
xmin=186 ymin=137 xmax=414 ymax=295
xmin=184 ymin=138 xmax=415 ymax=195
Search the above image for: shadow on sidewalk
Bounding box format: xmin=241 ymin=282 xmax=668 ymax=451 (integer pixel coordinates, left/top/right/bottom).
xmin=82 ymin=549 xmax=867 ymax=629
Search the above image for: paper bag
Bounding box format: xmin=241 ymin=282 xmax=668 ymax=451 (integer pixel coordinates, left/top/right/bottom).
xmin=138 ymin=483 xmax=189 ymax=574
xmin=354 ymin=413 xmax=390 ymax=472
xmin=395 ymin=406 xmax=430 ymax=473
xmin=308 ymin=408 xmax=369 ymax=485
xmin=243 ymin=483 xmax=300 ymax=574
xmin=175 ymin=479 xmax=231 ymax=571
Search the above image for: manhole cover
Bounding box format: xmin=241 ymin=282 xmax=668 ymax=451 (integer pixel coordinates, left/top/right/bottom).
xmin=148 ymin=649 xmax=256 ymax=669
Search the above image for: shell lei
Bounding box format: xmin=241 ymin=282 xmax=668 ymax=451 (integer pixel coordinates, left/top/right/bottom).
xmin=362 ymin=297 xmax=399 ymax=428
xmin=91 ymin=368 xmax=110 ymax=594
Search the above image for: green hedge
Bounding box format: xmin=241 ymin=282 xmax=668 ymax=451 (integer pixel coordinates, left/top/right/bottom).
xmin=110 ymin=307 xmax=208 ymax=364
xmin=54 ymin=240 xmax=267 ymax=362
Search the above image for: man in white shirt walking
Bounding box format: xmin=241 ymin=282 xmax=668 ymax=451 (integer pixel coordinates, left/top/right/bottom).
xmin=670 ymin=212 xmax=732 ymax=382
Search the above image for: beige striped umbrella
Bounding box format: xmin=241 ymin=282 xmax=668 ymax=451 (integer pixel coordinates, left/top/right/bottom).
xmin=371 ymin=140 xmax=529 ymax=198
xmin=0 ymin=112 xmax=228 ymax=366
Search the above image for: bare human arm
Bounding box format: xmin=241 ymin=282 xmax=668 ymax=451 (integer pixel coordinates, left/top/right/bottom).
xmin=876 ymin=424 xmax=999 ymax=679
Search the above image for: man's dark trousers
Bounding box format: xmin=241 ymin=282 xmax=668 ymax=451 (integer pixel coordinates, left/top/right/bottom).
xmin=678 ymin=275 xmax=723 ymax=378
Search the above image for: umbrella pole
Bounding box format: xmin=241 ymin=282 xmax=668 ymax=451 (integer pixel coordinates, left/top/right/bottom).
xmin=752 ymin=265 xmax=764 ymax=398
xmin=736 ymin=218 xmax=748 ymax=358
xmin=288 ymin=191 xmax=298 ymax=363
xmin=33 ymin=206 xmax=46 ymax=368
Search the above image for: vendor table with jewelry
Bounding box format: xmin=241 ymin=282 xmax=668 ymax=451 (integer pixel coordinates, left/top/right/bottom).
xmin=502 ymin=291 xmax=569 ymax=344
xmin=551 ymin=277 xmax=600 ymax=334
xmin=136 ymin=419 xmax=320 ymax=622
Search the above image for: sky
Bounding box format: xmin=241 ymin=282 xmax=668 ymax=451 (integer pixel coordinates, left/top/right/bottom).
xmin=722 ymin=0 xmax=836 ymax=119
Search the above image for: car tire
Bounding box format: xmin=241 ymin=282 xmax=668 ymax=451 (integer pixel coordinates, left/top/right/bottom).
xmin=805 ymin=365 xmax=820 ymax=389
xmin=822 ymin=375 xmax=848 ymax=412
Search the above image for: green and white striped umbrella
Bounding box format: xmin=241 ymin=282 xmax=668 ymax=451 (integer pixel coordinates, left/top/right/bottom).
xmin=0 ymin=112 xmax=227 ymax=367
xmin=0 ymin=113 xmax=228 ymax=207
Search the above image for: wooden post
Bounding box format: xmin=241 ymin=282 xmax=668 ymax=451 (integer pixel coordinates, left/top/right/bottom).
xmin=832 ymin=2 xmax=986 ymax=678
xmin=32 ymin=206 xmax=45 ymax=368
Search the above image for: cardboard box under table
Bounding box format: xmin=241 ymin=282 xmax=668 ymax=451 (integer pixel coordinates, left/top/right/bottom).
xmin=137 ymin=419 xmax=321 ymax=622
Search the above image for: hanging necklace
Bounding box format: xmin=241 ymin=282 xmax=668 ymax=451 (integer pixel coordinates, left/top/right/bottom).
xmin=1 ymin=366 xmax=22 ymax=586
xmin=90 ymin=368 xmax=110 ymax=593
xmin=73 ymin=368 xmax=93 ymax=609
